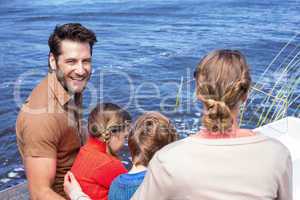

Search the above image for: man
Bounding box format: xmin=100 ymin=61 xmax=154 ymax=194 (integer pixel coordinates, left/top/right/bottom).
xmin=16 ymin=23 xmax=97 ymax=199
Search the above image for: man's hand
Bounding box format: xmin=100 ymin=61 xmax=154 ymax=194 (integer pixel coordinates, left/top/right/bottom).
xmin=24 ymin=156 xmax=65 ymax=200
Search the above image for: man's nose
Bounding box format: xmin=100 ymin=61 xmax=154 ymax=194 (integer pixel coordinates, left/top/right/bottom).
xmin=74 ymin=62 xmax=86 ymax=76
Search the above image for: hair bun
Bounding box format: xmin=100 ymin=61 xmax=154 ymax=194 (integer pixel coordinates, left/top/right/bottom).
xmin=89 ymin=124 xmax=111 ymax=142
xmin=203 ymin=99 xmax=233 ymax=132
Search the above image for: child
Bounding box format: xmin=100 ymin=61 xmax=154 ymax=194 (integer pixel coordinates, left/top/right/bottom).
xmin=64 ymin=111 xmax=178 ymax=200
xmin=108 ymin=111 xmax=179 ymax=200
xmin=70 ymin=103 xmax=131 ymax=200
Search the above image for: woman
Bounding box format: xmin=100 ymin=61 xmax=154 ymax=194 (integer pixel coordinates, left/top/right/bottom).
xmin=131 ymin=50 xmax=293 ymax=200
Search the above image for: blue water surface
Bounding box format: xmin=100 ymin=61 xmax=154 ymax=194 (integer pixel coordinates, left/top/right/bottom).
xmin=0 ymin=0 xmax=299 ymax=190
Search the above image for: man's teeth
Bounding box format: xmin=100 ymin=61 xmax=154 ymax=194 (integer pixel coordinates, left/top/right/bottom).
xmin=71 ymin=77 xmax=84 ymax=81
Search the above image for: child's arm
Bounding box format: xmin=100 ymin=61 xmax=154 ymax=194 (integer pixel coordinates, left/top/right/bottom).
xmin=64 ymin=172 xmax=91 ymax=200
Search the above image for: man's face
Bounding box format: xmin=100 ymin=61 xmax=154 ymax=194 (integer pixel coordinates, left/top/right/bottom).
xmin=50 ymin=40 xmax=92 ymax=94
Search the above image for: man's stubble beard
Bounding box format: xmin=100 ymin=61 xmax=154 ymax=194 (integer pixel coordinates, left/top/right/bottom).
xmin=54 ymin=61 xmax=91 ymax=95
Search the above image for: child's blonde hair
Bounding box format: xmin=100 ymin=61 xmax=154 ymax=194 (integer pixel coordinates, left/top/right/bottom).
xmin=128 ymin=112 xmax=178 ymax=166
xmin=88 ymin=103 xmax=131 ymax=155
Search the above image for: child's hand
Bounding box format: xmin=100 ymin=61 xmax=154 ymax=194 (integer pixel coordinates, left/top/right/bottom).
xmin=64 ymin=171 xmax=83 ymax=198
xmin=109 ymin=132 xmax=126 ymax=154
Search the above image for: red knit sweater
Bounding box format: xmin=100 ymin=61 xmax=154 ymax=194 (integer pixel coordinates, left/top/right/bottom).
xmin=71 ymin=137 xmax=127 ymax=200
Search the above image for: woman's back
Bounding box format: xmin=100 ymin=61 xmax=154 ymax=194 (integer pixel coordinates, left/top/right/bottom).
xmin=132 ymin=133 xmax=292 ymax=200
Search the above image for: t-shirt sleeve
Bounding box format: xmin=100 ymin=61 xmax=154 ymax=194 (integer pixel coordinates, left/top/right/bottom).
xmin=131 ymin=153 xmax=173 ymax=200
xmin=21 ymin=114 xmax=59 ymax=158
xmin=95 ymin=159 xmax=128 ymax=188
xmin=277 ymin=153 xmax=293 ymax=200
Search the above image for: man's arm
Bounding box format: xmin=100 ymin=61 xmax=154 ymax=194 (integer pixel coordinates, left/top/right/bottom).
xmin=25 ymin=156 xmax=65 ymax=200
xmin=17 ymin=112 xmax=65 ymax=199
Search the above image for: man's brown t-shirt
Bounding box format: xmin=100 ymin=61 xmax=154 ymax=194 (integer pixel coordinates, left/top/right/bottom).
xmin=16 ymin=73 xmax=82 ymax=198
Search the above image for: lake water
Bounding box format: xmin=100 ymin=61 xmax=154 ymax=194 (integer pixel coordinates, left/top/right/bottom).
xmin=0 ymin=0 xmax=299 ymax=190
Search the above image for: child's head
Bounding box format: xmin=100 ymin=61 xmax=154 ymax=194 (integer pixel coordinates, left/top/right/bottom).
xmin=128 ymin=111 xmax=178 ymax=167
xmin=194 ymin=49 xmax=251 ymax=133
xmin=88 ymin=103 xmax=131 ymax=156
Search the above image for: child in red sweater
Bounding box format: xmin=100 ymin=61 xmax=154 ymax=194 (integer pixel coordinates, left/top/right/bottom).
xmin=70 ymin=103 xmax=131 ymax=200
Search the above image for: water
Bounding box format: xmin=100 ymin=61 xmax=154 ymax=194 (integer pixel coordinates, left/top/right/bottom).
xmin=0 ymin=0 xmax=299 ymax=190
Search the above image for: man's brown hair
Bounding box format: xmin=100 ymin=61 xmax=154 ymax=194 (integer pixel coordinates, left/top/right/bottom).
xmin=128 ymin=112 xmax=178 ymax=166
xmin=194 ymin=49 xmax=251 ymax=133
xmin=48 ymin=23 xmax=97 ymax=60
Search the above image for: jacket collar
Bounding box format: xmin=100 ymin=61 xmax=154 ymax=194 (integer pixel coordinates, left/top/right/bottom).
xmin=86 ymin=136 xmax=107 ymax=153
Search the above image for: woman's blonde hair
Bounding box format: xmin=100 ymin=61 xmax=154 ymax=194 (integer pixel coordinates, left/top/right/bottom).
xmin=128 ymin=112 xmax=178 ymax=166
xmin=194 ymin=49 xmax=251 ymax=133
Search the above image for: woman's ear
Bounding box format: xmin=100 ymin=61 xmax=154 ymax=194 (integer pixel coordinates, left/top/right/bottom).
xmin=197 ymin=94 xmax=205 ymax=101
xmin=197 ymin=94 xmax=208 ymax=111
xmin=241 ymin=93 xmax=248 ymax=103
xmin=49 ymin=53 xmax=57 ymax=71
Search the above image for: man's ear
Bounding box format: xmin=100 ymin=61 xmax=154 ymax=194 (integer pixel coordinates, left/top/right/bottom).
xmin=49 ymin=53 xmax=57 ymax=71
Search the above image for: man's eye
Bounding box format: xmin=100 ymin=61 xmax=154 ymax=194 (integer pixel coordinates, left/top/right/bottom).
xmin=83 ymin=60 xmax=91 ymax=64
xmin=66 ymin=60 xmax=75 ymax=64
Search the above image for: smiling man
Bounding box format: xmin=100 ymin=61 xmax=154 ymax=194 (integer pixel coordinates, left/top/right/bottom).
xmin=16 ymin=23 xmax=97 ymax=199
